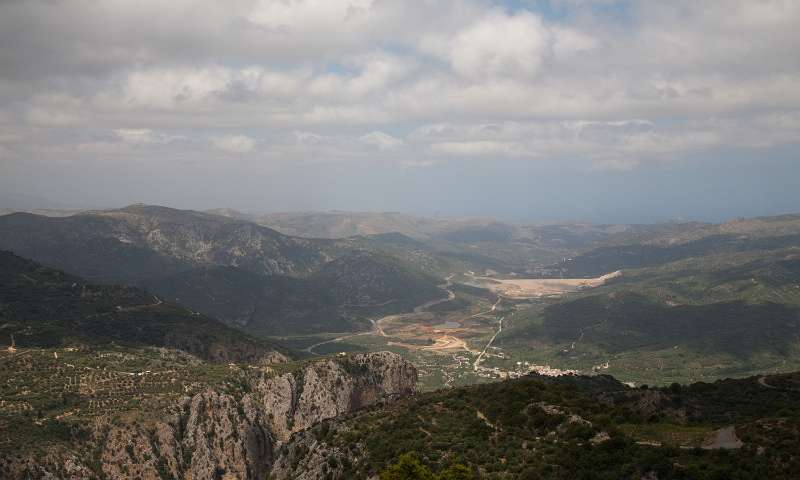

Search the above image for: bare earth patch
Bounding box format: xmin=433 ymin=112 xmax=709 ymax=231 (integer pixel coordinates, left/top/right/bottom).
xmin=471 ymin=271 xmax=622 ymax=299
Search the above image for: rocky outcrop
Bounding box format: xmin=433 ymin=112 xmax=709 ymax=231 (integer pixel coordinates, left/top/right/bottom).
xmin=254 ymin=352 xmax=418 ymax=441
xmin=269 ymin=429 xmax=364 ymax=480
xmin=0 ymin=352 xmax=416 ymax=480
xmin=180 ymin=391 xmax=273 ymax=480
xmin=0 ymin=450 xmax=95 ymax=480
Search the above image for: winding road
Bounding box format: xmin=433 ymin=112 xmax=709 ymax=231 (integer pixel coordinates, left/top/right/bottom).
xmin=304 ymin=275 xmax=457 ymax=355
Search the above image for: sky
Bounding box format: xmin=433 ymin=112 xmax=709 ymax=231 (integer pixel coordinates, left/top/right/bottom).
xmin=0 ymin=0 xmax=799 ymax=223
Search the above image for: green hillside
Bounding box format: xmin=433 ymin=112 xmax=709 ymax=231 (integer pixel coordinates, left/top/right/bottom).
xmin=279 ymin=372 xmax=800 ymax=479
xmin=498 ymin=247 xmax=800 ymax=385
xmin=145 ymin=251 xmax=442 ymax=336
xmin=0 ymin=251 xmax=289 ymax=363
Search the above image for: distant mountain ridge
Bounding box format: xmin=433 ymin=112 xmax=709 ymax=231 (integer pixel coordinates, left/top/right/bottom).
xmin=212 ymin=208 xmax=503 ymax=240
xmin=0 ymin=204 xmax=334 ymax=284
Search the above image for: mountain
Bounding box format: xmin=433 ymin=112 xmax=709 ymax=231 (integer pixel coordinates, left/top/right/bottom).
xmin=0 ymin=250 xmax=288 ymax=363
xmin=529 ymin=291 xmax=799 ymax=356
xmin=145 ymin=266 xmax=344 ymax=335
xmin=273 ymin=371 xmax=800 ymax=479
xmin=238 ymin=210 xmax=492 ymax=240
xmin=543 ymin=233 xmax=800 ymax=278
xmin=0 ymin=205 xmax=447 ymax=335
xmin=145 ymin=251 xmax=443 ymax=336
xmin=0 ymin=208 xmax=85 ymax=217
xmin=535 ymin=214 xmax=800 ymax=278
xmin=0 ymin=204 xmax=330 ymax=284
xmin=250 ymin=211 xmax=777 ymax=278
xmin=498 ymin=245 xmax=800 ymax=386
xmin=315 ymin=250 xmax=442 ymax=309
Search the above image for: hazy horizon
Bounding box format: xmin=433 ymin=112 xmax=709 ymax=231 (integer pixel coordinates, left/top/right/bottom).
xmin=3 ymin=189 xmax=799 ymax=227
xmin=1 ymin=1 xmax=799 ymax=223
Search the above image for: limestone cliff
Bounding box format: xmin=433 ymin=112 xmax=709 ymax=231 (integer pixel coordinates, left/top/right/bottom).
xmin=0 ymin=352 xmax=416 ymax=480
xmin=255 ymin=351 xmax=418 ymax=441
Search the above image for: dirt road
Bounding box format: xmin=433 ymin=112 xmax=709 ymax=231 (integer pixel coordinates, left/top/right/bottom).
xmin=473 ymin=316 xmax=503 ymax=371
xmin=306 ymin=275 xmax=457 ymax=355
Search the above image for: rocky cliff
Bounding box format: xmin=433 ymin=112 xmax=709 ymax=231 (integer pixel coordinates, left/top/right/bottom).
xmin=0 ymin=352 xmax=417 ymax=480
xmin=255 ymin=351 xmax=418 ymax=441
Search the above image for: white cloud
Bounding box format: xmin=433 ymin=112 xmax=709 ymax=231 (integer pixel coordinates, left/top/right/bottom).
xmin=211 ymin=134 xmax=257 ymax=154
xmin=429 ymin=10 xmax=549 ymax=79
xmin=115 ymin=129 xmax=181 ymax=145
xmin=359 ymin=131 xmax=404 ymax=150
xmin=119 ymin=67 xmax=231 ymax=109
xmin=0 ymin=0 xmax=798 ymax=172
xmin=247 ymin=0 xmax=376 ymax=33
xmin=412 ymin=115 xmax=800 ymax=167
xmin=430 ymin=140 xmax=527 ymax=157
xmin=551 ymin=27 xmax=598 ymax=59
xmin=115 ymin=129 xmax=156 ymax=144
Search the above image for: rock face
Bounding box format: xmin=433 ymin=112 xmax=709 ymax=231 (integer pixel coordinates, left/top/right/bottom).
xmin=255 ymin=352 xmax=418 ymax=441
xmin=269 ymin=431 xmax=362 ymax=480
xmin=0 ymin=352 xmax=417 ymax=480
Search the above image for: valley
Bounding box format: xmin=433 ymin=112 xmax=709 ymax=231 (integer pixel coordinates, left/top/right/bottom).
xmin=2 ymin=206 xmax=800 ymax=478
xmin=4 ymin=3 xmax=799 ymax=476
xmin=4 ymin=206 xmax=800 ymax=392
xmin=277 ymin=269 xmax=611 ymax=390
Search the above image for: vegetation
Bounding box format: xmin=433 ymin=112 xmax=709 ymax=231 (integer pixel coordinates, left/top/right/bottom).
xmin=380 ymin=453 xmax=472 ymax=480
xmin=0 ymin=250 xmax=288 ymax=362
xmin=148 ymin=250 xmax=442 ymax=336
xmin=0 ymin=346 xmax=250 ymax=453
xmin=547 ymin=233 xmax=800 ymax=278
xmin=300 ymin=372 xmax=800 ymax=479
xmin=499 ymin=245 xmax=800 ymax=385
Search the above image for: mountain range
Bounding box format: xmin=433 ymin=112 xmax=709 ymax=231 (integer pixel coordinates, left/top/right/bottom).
xmin=2 ymin=205 xmax=800 ymax=478
xmin=0 ymin=205 xmax=443 ymax=336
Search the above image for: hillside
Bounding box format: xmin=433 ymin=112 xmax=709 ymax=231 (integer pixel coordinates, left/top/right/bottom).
xmin=3 ymin=335 xmax=798 ymax=479
xmin=539 ymin=215 xmax=800 ymax=279
xmin=239 ymin=210 xmax=494 ymax=240
xmin=0 ymin=205 xmax=330 ymax=284
xmin=498 ymin=247 xmax=800 ymax=385
xmin=0 ymin=349 xmax=416 ymax=479
xmin=145 ymin=266 xmax=346 ymax=335
xmin=145 ymin=252 xmax=442 ymax=336
xmin=0 ymin=206 xmax=448 ymax=336
xmin=271 ymin=371 xmax=800 ymax=479
xmin=315 ymin=251 xmax=442 ymax=310
xmin=0 ymin=251 xmax=288 ymax=363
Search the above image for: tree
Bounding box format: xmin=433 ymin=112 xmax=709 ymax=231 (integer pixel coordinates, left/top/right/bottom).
xmin=380 ymin=453 xmax=436 ymax=480
xmin=438 ymin=464 xmax=473 ymax=480
xmin=380 ymin=453 xmax=473 ymax=480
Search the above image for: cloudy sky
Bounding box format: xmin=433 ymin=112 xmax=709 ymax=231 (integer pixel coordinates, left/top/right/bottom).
xmin=1 ymin=0 xmax=799 ymax=222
